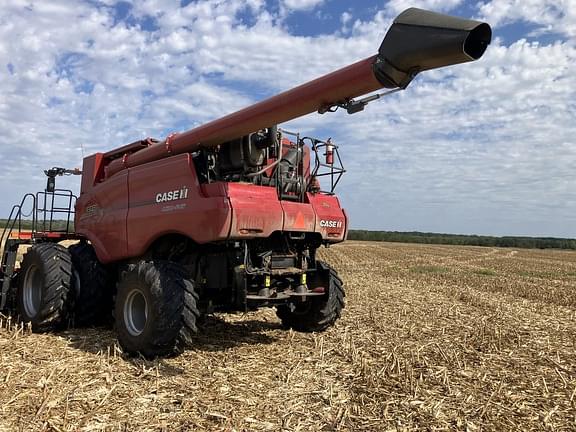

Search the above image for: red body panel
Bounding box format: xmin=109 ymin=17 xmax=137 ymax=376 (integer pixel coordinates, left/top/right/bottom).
xmin=76 ymin=153 xmax=346 ymax=264
xmin=125 ymin=155 xmax=231 ymax=257
xmin=76 ymin=170 xmax=129 ymax=263
xmin=281 ymin=201 xmax=316 ymax=232
xmin=227 ymin=183 xmax=283 ymax=238
xmin=308 ymin=193 xmax=347 ymax=240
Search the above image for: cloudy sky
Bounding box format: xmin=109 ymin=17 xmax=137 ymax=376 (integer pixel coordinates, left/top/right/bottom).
xmin=0 ymin=0 xmax=575 ymax=237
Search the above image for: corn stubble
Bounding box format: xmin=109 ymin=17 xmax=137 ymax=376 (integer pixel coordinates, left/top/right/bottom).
xmin=1 ymin=241 xmax=575 ymax=431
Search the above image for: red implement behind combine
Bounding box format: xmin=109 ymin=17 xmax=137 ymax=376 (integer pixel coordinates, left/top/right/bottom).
xmin=0 ymin=9 xmax=490 ymax=357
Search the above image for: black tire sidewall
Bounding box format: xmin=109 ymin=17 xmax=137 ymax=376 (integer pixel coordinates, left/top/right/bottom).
xmin=69 ymin=242 xmax=111 ymax=326
xmin=16 ymin=243 xmax=72 ymax=330
xmin=115 ymin=267 xmax=158 ymax=354
xmin=115 ymin=261 xmax=198 ymax=358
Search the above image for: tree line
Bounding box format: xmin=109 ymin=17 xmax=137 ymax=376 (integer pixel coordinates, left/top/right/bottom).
xmin=0 ymin=219 xmax=73 ymax=232
xmin=348 ymin=230 xmax=576 ymax=250
xmin=3 ymin=219 xmax=574 ymax=250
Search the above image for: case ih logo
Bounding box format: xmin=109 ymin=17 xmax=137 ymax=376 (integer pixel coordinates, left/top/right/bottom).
xmin=320 ymin=219 xmax=343 ymax=229
xmin=156 ymin=187 xmax=189 ymax=203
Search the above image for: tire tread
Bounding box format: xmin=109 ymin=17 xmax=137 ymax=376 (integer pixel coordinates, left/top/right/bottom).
xmin=17 ymin=243 xmax=73 ymax=332
xmin=115 ymin=260 xmax=200 ymax=358
xmin=69 ymin=242 xmax=112 ymax=326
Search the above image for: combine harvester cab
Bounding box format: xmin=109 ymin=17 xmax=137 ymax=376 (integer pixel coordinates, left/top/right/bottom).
xmin=0 ymin=9 xmax=491 ymax=358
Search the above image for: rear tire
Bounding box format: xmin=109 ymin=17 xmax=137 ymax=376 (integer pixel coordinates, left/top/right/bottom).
xmin=115 ymin=260 xmax=199 ymax=358
xmin=276 ymin=261 xmax=345 ymax=332
xmin=16 ymin=243 xmax=73 ymax=331
xmin=69 ymin=242 xmax=112 ymax=327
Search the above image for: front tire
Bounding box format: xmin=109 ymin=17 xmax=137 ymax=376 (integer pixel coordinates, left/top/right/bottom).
xmin=16 ymin=243 xmax=73 ymax=331
xmin=115 ymin=260 xmax=199 ymax=358
xmin=276 ymin=261 xmax=345 ymax=332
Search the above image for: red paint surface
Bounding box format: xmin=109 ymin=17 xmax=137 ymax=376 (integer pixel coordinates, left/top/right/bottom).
xmin=76 ymin=170 xmax=129 ymax=262
xmin=227 ymin=183 xmax=283 ymax=239
xmin=308 ymin=193 xmax=347 ymax=241
xmin=281 ymin=201 xmax=316 ymax=232
xmin=76 ymin=153 xmax=346 ymax=263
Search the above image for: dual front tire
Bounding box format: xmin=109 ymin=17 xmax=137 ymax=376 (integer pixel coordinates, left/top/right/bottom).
xmin=17 ymin=243 xmax=73 ymax=331
xmin=15 ymin=244 xmax=200 ymax=358
xmin=68 ymin=242 xmax=112 ymax=326
xmin=114 ymin=261 xmax=200 ymax=358
xmin=16 ymin=242 xmax=111 ymax=330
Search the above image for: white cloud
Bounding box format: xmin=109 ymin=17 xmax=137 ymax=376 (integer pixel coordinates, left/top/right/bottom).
xmin=478 ymin=0 xmax=576 ymax=38
xmin=282 ymin=0 xmax=324 ymax=12
xmin=384 ymin=0 xmax=463 ymax=15
xmin=0 ymin=0 xmax=574 ymax=237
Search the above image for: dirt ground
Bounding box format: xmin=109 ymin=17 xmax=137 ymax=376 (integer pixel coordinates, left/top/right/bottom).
xmin=1 ymin=241 xmax=576 ymax=431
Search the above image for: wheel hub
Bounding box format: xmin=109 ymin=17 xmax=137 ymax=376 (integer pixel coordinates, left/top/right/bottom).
xmin=124 ymin=288 xmax=148 ymax=336
xmin=23 ymin=264 xmax=42 ymax=317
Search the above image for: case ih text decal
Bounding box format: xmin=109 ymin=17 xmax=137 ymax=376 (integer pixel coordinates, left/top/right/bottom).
xmin=156 ymin=187 xmax=189 ymax=203
xmin=320 ymin=219 xmax=343 ymax=229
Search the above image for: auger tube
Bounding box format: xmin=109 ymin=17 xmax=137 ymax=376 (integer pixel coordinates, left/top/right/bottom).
xmin=104 ymin=8 xmax=491 ymax=178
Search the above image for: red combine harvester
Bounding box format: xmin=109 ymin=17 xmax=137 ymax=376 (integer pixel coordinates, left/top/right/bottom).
xmin=0 ymin=9 xmax=490 ymax=357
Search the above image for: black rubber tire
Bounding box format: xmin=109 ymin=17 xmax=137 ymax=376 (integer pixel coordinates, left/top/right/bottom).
xmin=0 ymin=273 xmax=17 ymax=313
xmin=4 ymin=274 xmax=17 ymax=312
xmin=69 ymin=242 xmax=112 ymax=327
xmin=115 ymin=260 xmax=199 ymax=358
xmin=16 ymin=243 xmax=73 ymax=332
xmin=276 ymin=261 xmax=345 ymax=332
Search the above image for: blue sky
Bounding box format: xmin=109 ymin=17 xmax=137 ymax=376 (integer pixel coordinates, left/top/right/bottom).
xmin=0 ymin=0 xmax=575 ymax=237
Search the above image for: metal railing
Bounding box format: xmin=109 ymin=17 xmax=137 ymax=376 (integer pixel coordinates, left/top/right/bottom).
xmin=0 ymin=193 xmax=36 ymax=249
xmin=0 ymin=189 xmax=77 ymax=247
xmin=307 ymin=138 xmax=346 ymax=195
xmin=35 ymin=189 xmax=76 ymax=234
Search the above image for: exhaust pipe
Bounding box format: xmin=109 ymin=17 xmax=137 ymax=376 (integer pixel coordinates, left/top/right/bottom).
xmin=374 ymin=8 xmax=492 ymax=88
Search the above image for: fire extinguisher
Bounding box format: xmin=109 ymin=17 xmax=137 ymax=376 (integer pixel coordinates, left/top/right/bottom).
xmin=325 ymin=139 xmax=334 ymax=165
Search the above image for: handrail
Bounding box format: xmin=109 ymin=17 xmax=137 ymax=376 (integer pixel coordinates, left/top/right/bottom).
xmin=0 ymin=194 xmax=36 ymax=250
xmin=0 ymin=205 xmax=20 ymax=251
xmin=35 ymin=189 xmax=77 ymax=234
xmin=1 ymin=189 xmax=77 ymax=251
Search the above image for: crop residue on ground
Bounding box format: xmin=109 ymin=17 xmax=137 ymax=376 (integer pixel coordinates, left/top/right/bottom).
xmin=1 ymin=241 xmax=576 ymax=431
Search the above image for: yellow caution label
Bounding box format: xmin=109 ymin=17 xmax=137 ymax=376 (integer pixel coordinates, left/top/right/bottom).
xmin=265 ymin=275 xmax=271 ymax=287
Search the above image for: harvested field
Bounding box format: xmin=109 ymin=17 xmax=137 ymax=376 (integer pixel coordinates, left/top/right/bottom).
xmin=1 ymin=241 xmax=576 ymax=431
